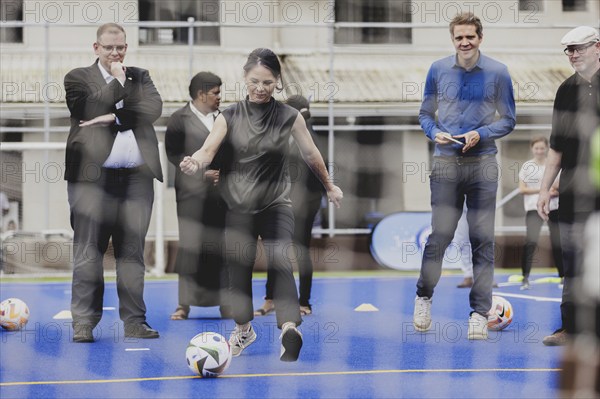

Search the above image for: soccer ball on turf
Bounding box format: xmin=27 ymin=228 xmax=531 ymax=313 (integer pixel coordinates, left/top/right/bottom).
xmin=186 ymin=332 xmax=232 ymax=377
xmin=487 ymin=295 xmax=513 ymax=331
xmin=0 ymin=298 xmax=30 ymax=330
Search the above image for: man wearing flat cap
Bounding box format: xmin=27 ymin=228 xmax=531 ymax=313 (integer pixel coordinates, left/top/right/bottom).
xmin=537 ymin=26 xmax=600 ymax=346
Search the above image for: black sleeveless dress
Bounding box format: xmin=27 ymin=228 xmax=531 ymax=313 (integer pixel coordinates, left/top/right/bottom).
xmin=220 ymin=97 xmax=299 ymax=213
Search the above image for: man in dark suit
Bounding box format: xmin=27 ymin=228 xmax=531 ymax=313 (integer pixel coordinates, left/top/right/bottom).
xmin=64 ymin=23 xmax=163 ymax=342
xmin=165 ymin=72 xmax=231 ymax=320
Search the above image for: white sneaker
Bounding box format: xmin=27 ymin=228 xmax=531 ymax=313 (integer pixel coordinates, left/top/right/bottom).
xmin=280 ymin=322 xmax=303 ymax=362
xmin=229 ymin=323 xmax=257 ymax=357
xmin=413 ymin=296 xmax=432 ymax=332
xmin=468 ymin=312 xmax=488 ymax=340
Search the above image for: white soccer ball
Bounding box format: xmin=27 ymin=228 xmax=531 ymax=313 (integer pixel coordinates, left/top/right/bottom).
xmin=0 ymin=298 xmax=30 ymax=330
xmin=186 ymin=332 xmax=232 ymax=377
xmin=487 ymin=295 xmax=513 ymax=331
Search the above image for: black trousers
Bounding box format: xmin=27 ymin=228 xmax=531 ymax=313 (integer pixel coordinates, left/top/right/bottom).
xmin=175 ymin=194 xmax=227 ymax=308
xmin=521 ymin=210 xmax=563 ymax=278
xmin=265 ymin=196 xmax=321 ymax=306
xmin=225 ymin=205 xmax=301 ymax=329
xmin=68 ymin=168 xmax=154 ymax=327
xmin=559 ymin=211 xmax=591 ymax=334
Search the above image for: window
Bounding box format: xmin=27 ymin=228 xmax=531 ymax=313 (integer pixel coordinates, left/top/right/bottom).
xmin=562 ymin=0 xmax=586 ymax=11
xmin=519 ymin=0 xmax=544 ymax=12
xmin=0 ymin=0 xmax=23 ymax=43
xmin=335 ymin=0 xmax=411 ymax=45
xmin=138 ymin=0 xmax=219 ymax=45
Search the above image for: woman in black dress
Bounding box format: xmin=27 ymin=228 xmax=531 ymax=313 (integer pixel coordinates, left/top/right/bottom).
xmin=180 ymin=48 xmax=343 ymax=362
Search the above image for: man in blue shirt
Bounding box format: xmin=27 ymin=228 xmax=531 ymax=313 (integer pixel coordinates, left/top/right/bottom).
xmin=413 ymin=13 xmax=516 ymax=340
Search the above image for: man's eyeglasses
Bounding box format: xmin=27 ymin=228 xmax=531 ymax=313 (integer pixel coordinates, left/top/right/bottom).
xmin=563 ymin=41 xmax=597 ymax=56
xmin=97 ymin=43 xmax=127 ymax=53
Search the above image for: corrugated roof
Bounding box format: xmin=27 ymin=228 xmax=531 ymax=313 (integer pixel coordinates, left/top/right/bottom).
xmin=0 ymin=52 xmax=249 ymax=104
xmin=0 ymin=51 xmax=573 ymax=103
xmin=284 ymin=53 xmax=573 ymax=103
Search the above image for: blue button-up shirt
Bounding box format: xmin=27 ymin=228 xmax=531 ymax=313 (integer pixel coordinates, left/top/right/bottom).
xmin=419 ymin=52 xmax=516 ymax=157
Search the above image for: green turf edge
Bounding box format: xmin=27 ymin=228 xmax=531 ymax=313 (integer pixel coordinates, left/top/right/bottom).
xmin=0 ymin=268 xmax=560 ymax=284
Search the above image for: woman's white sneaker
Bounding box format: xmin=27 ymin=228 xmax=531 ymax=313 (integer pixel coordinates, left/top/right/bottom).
xmin=229 ymin=323 xmax=257 ymax=356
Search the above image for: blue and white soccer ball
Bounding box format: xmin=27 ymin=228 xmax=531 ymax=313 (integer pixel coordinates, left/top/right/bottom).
xmin=186 ymin=332 xmax=232 ymax=377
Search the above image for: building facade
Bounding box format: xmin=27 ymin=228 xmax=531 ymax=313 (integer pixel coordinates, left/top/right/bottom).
xmin=1 ymin=0 xmax=598 ymax=236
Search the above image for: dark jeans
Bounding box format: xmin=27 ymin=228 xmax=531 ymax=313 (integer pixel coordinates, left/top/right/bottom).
xmin=522 ymin=210 xmax=563 ymax=278
xmin=417 ymin=156 xmax=498 ymax=316
xmin=265 ymin=196 xmax=321 ymax=307
xmin=68 ymin=168 xmax=154 ymax=327
xmin=225 ymin=205 xmax=301 ymax=329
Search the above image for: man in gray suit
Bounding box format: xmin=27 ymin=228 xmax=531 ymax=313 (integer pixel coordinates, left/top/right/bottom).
xmin=165 ymin=72 xmax=231 ymax=321
xmin=64 ymin=23 xmax=163 ymax=342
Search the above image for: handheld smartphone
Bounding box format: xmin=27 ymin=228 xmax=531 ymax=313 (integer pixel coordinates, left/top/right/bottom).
xmin=447 ymin=136 xmax=464 ymax=145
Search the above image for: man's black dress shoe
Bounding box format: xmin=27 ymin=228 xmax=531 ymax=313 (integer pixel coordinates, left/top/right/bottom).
xmin=73 ymin=325 xmax=94 ymax=343
xmin=124 ymin=322 xmax=160 ymax=339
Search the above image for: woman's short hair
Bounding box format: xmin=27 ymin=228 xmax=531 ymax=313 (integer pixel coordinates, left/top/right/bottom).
xmin=286 ymin=95 xmax=311 ymax=120
xmin=530 ymin=135 xmax=549 ymax=147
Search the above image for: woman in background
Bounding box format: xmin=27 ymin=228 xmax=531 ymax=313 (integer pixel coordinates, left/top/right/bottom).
xmin=519 ymin=136 xmax=563 ymax=289
xmin=254 ymin=95 xmax=325 ymax=317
